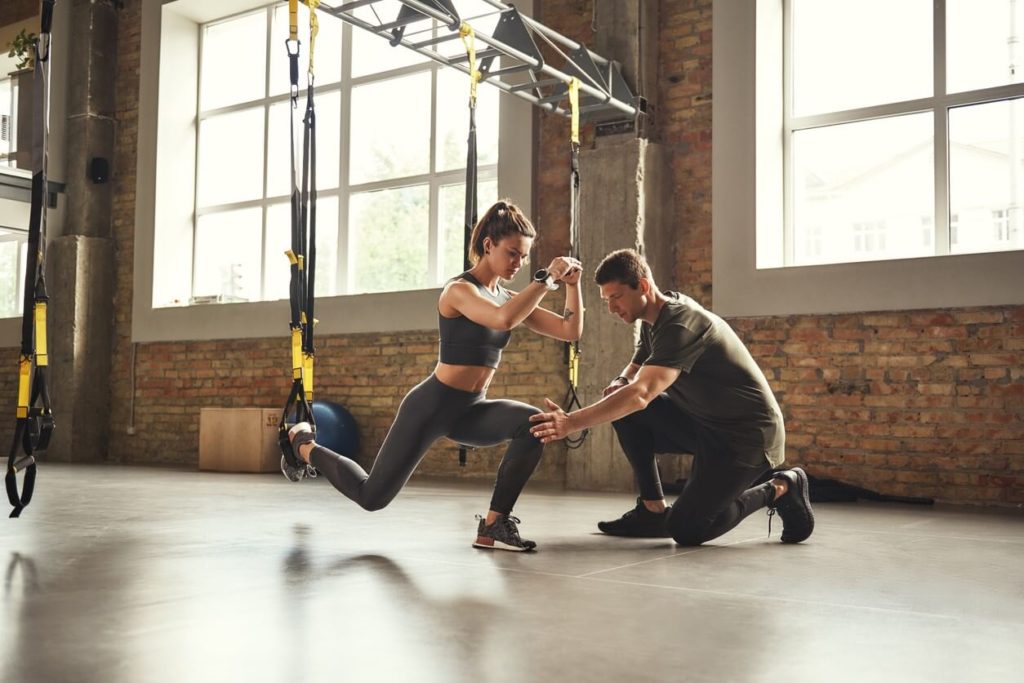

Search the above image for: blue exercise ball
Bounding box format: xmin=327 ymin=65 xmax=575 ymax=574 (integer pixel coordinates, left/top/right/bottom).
xmin=311 ymin=400 xmax=360 ymax=458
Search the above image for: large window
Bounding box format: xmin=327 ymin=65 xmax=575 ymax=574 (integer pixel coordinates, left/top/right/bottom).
xmin=0 ymin=76 xmax=17 ymax=168
xmin=0 ymin=225 xmax=27 ymax=318
xmin=777 ymin=0 xmax=1024 ymax=268
xmin=181 ymin=1 xmax=499 ymax=306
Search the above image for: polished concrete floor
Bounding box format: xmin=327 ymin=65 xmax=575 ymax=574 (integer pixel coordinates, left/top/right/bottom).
xmin=3 ymin=464 xmax=1023 ymax=682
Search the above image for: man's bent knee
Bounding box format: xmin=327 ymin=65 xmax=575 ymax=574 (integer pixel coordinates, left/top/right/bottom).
xmin=667 ymin=511 xmax=713 ymax=547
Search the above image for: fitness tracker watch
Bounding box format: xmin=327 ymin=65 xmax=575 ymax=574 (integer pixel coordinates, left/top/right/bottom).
xmin=533 ymin=268 xmax=558 ymax=290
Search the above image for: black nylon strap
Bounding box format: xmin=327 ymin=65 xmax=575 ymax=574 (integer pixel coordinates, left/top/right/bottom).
xmin=564 ymin=138 xmax=588 ymax=449
xmin=279 ymin=29 xmax=318 ymax=463
xmin=8 ymin=1 xmax=56 ymax=517
xmin=302 ymin=81 xmax=317 ymax=356
xmin=458 ymin=89 xmax=478 ymax=469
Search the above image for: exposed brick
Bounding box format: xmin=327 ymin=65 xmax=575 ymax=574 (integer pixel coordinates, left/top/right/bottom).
xmin=5 ymin=0 xmax=1016 ymax=508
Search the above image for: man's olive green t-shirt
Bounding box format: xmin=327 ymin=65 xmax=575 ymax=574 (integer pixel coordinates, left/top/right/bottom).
xmin=631 ymin=292 xmax=785 ymax=467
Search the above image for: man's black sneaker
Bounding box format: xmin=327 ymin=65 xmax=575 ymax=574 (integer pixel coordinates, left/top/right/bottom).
xmin=473 ymin=514 xmax=537 ymax=552
xmin=768 ymin=467 xmax=814 ymax=543
xmin=597 ymin=497 xmax=672 ymax=538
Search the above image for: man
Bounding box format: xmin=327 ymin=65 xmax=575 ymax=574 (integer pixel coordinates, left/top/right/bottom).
xmin=529 ymin=249 xmax=813 ymax=545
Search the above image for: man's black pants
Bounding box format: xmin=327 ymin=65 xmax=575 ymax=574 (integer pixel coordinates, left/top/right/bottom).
xmin=612 ymin=394 xmax=777 ymax=546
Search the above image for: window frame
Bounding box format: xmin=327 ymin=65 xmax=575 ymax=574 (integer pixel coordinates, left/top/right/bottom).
xmin=133 ymin=0 xmax=532 ymax=343
xmin=782 ymin=0 xmax=1024 ymax=267
xmin=191 ymin=6 xmax=500 ymax=303
xmin=711 ymin=0 xmax=1024 ymax=317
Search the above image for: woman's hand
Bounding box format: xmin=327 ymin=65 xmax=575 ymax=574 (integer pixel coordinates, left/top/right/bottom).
xmin=561 ymin=263 xmax=582 ymax=286
xmin=547 ymin=256 xmax=582 ymax=283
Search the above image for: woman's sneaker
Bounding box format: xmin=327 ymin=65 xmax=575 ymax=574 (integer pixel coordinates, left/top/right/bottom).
xmin=473 ymin=514 xmax=537 ymax=552
xmin=597 ymin=497 xmax=672 ymax=537
xmin=768 ymin=467 xmax=815 ymax=543
xmin=280 ymin=422 xmax=318 ymax=482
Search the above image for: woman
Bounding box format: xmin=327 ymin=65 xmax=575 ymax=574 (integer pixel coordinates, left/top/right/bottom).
xmin=287 ymin=200 xmax=583 ymax=551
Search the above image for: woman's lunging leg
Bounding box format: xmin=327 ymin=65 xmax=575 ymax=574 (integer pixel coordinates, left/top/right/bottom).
xmin=449 ymin=399 xmax=544 ymax=514
xmin=304 ymin=376 xmax=469 ymax=510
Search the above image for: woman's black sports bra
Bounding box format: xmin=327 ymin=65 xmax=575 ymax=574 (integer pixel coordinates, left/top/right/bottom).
xmin=438 ymin=271 xmax=513 ymax=369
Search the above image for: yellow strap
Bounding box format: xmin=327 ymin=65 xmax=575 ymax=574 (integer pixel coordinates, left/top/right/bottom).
xmin=307 ymin=0 xmax=320 ymax=77
xmin=34 ymin=302 xmax=47 ymax=366
xmin=303 ymin=352 xmax=314 ymax=400
xmin=568 ymin=343 xmax=580 ymax=387
xmin=291 ymin=328 xmax=303 ymax=379
xmin=285 ymin=249 xmax=298 ymax=265
xmin=16 ymin=355 xmax=31 ymax=417
xmin=289 ymin=0 xmax=298 ymax=42
xmin=459 ymin=23 xmax=480 ymax=106
xmin=568 ymin=77 xmax=580 ymax=145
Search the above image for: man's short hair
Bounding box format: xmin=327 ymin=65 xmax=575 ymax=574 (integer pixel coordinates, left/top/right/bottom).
xmin=594 ymin=248 xmax=651 ymax=288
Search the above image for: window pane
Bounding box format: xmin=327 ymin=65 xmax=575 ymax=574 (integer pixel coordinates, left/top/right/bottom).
xmin=265 ymin=197 xmax=339 ymax=301
xmin=792 ymin=0 xmax=931 ymax=116
xmin=439 ymin=179 xmax=498 ymax=279
xmin=350 ymin=73 xmax=431 ymax=184
xmin=267 ymin=92 xmax=341 ymax=199
xmin=350 ymin=185 xmax=429 ymax=293
xmin=949 ymin=99 xmax=1024 ymax=254
xmin=197 ymin=107 xmax=265 ymax=207
xmin=0 ymin=77 xmax=15 ymax=168
xmin=193 ymin=208 xmax=263 ymax=302
xmin=200 ymin=12 xmax=267 ymax=110
xmin=0 ymin=235 xmax=23 ymax=318
xmin=947 ymin=0 xmax=1024 ymax=93
xmin=436 ymin=68 xmax=499 ymax=172
xmin=792 ymin=114 xmax=934 ymax=265
xmin=270 ymin=3 xmax=343 ymax=96
xmin=350 ymin=0 xmax=429 ymax=78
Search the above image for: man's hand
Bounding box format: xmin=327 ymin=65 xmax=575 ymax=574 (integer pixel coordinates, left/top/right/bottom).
xmin=529 ymin=398 xmax=573 ymax=444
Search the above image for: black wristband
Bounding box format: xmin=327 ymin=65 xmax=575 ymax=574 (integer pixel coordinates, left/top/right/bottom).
xmin=614 ymin=375 xmax=630 ymax=384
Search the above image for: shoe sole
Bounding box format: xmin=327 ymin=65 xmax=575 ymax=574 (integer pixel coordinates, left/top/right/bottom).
xmin=280 ymin=456 xmax=304 ymax=482
xmin=781 ymin=467 xmax=814 ymax=544
xmin=472 ymin=537 xmax=536 ymax=552
xmin=597 ymin=524 xmax=671 ymax=538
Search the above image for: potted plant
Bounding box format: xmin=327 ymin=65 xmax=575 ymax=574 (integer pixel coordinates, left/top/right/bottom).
xmin=7 ymin=28 xmax=37 ymax=71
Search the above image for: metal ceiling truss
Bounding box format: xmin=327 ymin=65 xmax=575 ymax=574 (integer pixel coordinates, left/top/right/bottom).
xmin=320 ymin=0 xmax=640 ymax=122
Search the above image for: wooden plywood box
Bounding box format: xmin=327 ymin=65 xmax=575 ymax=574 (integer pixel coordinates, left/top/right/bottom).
xmin=199 ymin=408 xmax=281 ymax=473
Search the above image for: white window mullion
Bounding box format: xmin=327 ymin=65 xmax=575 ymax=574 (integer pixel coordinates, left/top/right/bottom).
xmin=782 ymin=0 xmax=795 ymax=266
xmin=338 ymin=21 xmax=353 ymax=295
xmin=260 ymin=7 xmax=273 ymax=300
xmin=428 ymin=60 xmax=439 ymax=284
xmin=934 ymin=0 xmax=950 ymax=256
xmin=191 ymin=21 xmax=205 ymax=302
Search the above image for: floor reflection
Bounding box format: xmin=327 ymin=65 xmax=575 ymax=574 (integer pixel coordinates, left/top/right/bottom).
xmin=281 ymin=524 xmax=501 ymax=683
xmin=5 ymin=552 xmax=40 ymax=594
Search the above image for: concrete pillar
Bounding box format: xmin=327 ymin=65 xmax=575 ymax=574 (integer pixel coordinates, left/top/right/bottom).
xmin=563 ymin=2 xmax=681 ymax=492
xmin=46 ymin=0 xmax=118 ymax=462
xmin=566 ymin=136 xmax=677 ymax=491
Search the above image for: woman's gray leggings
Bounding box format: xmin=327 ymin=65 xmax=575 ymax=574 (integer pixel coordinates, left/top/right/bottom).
xmin=308 ymin=374 xmax=544 ymax=513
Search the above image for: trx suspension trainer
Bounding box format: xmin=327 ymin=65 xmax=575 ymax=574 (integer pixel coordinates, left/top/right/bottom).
xmin=457 ymin=21 xmax=482 ymax=468
xmin=561 ymin=77 xmax=588 ymax=449
xmin=279 ymin=0 xmax=321 ymax=481
xmin=6 ymin=0 xmax=56 ymax=518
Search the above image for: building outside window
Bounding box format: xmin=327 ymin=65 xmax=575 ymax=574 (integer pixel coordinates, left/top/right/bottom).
xmin=783 ymin=0 xmax=1024 ymax=267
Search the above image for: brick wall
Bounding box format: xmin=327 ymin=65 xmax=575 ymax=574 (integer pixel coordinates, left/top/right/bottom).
xmin=104 ymin=1 xmax=569 ymax=486
xmin=533 ymin=0 xmax=1024 ymax=506
xmin=8 ymin=0 xmax=1014 ymax=506
xmin=731 ymin=309 xmax=1024 ymax=505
